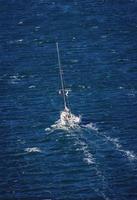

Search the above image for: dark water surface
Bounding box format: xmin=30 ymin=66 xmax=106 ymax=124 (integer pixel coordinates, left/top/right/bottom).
xmin=0 ymin=0 xmax=137 ymax=199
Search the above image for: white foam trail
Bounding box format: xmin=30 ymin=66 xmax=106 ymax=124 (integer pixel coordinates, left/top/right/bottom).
xmin=106 ymin=136 xmax=136 ymax=161
xmin=75 ymin=135 xmax=111 ymax=199
xmin=45 ymin=119 xmax=136 ymax=162
xmin=76 ymin=139 xmax=95 ymax=165
xmin=74 ymin=135 xmax=109 ymax=198
xmin=101 ymin=192 xmax=110 ymax=200
xmin=25 ymin=147 xmax=41 ymax=153
xmin=45 ymin=120 xmax=110 ymax=200
xmin=84 ymin=123 xmax=137 ymax=162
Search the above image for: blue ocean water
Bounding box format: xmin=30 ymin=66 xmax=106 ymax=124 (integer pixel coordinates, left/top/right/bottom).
xmin=0 ymin=0 xmax=137 ymax=199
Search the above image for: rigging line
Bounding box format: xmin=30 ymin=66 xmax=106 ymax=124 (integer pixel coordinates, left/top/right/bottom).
xmin=56 ymin=42 xmax=67 ymax=109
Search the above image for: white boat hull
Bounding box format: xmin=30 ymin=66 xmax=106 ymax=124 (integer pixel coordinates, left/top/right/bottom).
xmin=60 ymin=107 xmax=81 ymax=127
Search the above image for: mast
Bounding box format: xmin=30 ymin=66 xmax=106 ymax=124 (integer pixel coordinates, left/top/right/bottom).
xmin=56 ymin=42 xmax=67 ymax=109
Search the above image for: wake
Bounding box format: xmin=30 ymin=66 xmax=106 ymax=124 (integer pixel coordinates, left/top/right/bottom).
xmin=45 ymin=115 xmax=137 ymax=162
xmin=44 ymin=113 xmax=136 ymax=199
xmin=45 ymin=116 xmax=112 ymax=199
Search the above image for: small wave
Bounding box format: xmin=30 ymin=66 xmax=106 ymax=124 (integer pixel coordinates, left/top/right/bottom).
xmin=127 ymin=89 xmax=136 ymax=97
xmin=10 ymin=74 xmax=24 ymax=84
xmin=70 ymin=59 xmax=79 ymax=63
xmin=101 ymin=35 xmax=108 ymax=39
xmin=16 ymin=39 xmax=23 ymax=43
xmin=25 ymin=147 xmax=41 ymax=153
xmin=92 ymin=25 xmax=98 ymax=29
xmin=45 ymin=127 xmax=55 ymax=135
xmin=78 ymin=84 xmax=86 ymax=89
xmin=28 ymin=85 xmax=36 ymax=89
xmin=18 ymin=21 xmax=23 ymax=24
xmin=35 ymin=26 xmax=40 ymax=30
xmin=10 ymin=75 xmax=20 ymax=84
xmin=9 ymin=39 xmax=24 ymax=44
xmin=82 ymin=122 xmax=98 ymax=131
xmin=119 ymin=86 xmax=124 ymax=89
xmin=45 ymin=127 xmax=51 ymax=132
